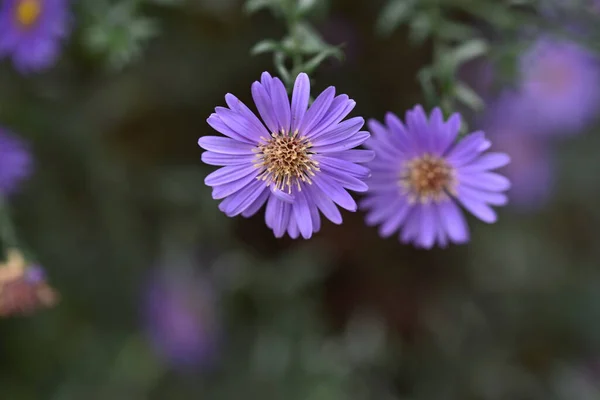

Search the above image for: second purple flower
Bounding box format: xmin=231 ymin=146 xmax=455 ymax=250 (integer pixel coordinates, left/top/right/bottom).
xmin=199 ymin=72 xmax=374 ymax=239
xmin=362 ymin=106 xmax=511 ymax=249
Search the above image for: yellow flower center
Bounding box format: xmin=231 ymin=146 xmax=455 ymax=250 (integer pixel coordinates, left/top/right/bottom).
xmin=254 ymin=132 xmax=319 ymax=194
xmin=16 ymin=0 xmax=41 ymax=28
xmin=400 ymin=154 xmax=456 ymax=203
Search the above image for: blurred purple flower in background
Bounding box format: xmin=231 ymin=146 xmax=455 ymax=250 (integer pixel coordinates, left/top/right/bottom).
xmin=482 ymin=106 xmax=555 ymax=211
xmin=458 ymin=56 xmax=496 ymax=102
xmin=0 ymin=0 xmax=70 ymax=73
xmin=142 ymin=267 xmax=219 ymax=369
xmin=362 ymin=106 xmax=511 ymax=249
xmin=0 ymin=127 xmax=33 ymax=197
xmin=509 ymin=37 xmax=600 ymax=136
xmin=199 ymin=71 xmax=374 ymax=239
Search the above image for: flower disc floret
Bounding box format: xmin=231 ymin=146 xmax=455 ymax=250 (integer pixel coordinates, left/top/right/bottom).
xmin=401 ymin=154 xmax=456 ymax=203
xmin=254 ymin=132 xmax=319 ymax=193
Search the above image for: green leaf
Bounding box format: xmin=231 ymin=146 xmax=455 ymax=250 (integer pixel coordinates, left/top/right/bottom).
xmin=297 ymin=0 xmax=318 ymax=16
xmin=417 ymin=67 xmax=437 ymax=108
xmin=245 ymin=0 xmax=275 ymax=14
xmin=251 ymin=39 xmax=281 ymax=55
xmin=437 ymin=20 xmax=476 ymax=41
xmin=444 ymin=39 xmax=489 ymax=71
xmin=408 ymin=12 xmax=432 ymax=45
xmin=454 ymin=81 xmax=485 ymax=112
xmin=376 ymin=0 xmax=415 ymax=36
xmin=302 ymin=47 xmax=344 ymax=75
xmin=274 ymin=52 xmax=291 ymax=85
xmin=286 ymin=22 xmax=329 ymax=55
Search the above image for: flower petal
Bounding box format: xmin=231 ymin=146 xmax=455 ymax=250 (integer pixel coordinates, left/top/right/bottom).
xmin=220 ymin=178 xmax=268 ymax=216
xmin=416 ymin=203 xmax=436 ymax=249
xmin=293 ymin=188 xmax=313 ymax=239
xmin=456 ymin=192 xmax=498 ymax=223
xmin=287 ymin=216 xmax=300 ymax=239
xmin=271 ymin=77 xmax=291 ymax=133
xmin=205 ymin=164 xmax=256 ymax=186
xmin=314 ymin=155 xmax=371 ymax=179
xmin=438 ymin=200 xmax=469 ymax=244
xmin=311 ymin=131 xmax=370 ymax=153
xmin=307 ymin=96 xmax=356 ymax=139
xmin=242 ymin=187 xmax=270 ymax=217
xmin=260 ymin=72 xmax=274 ymax=95
xmin=313 ymin=174 xmax=357 ymax=211
xmin=201 ymin=151 xmax=255 ymax=166
xmin=311 ymin=117 xmax=365 ymax=147
xmin=224 ymin=94 xmax=269 ymax=140
xmin=306 ymin=184 xmax=343 ymax=225
xmin=445 ymin=131 xmax=486 ymax=164
xmin=216 ymin=106 xmax=267 ymax=144
xmin=325 ymin=149 xmax=375 ymax=163
xmin=400 ymin=208 xmax=421 ymax=243
xmin=459 ymin=185 xmax=508 ymax=206
xmin=211 ymin=169 xmax=261 ymax=199
xmin=207 ymin=113 xmax=254 ymax=144
xmin=298 ymin=86 xmax=335 ymax=135
xmin=251 ymin=81 xmax=278 ymax=133
xmin=320 ymin=164 xmax=369 ymax=192
xmin=291 ymin=73 xmax=310 ymax=133
xmin=378 ymin=198 xmax=411 ymax=238
xmin=439 ymin=112 xmax=461 ymax=154
xmin=309 ymin=197 xmax=321 ymax=234
xmin=265 ymin=195 xmax=292 ymax=237
xmin=270 ymin=186 xmax=295 ymax=203
xmin=384 ymin=112 xmax=416 ymax=155
xmin=198 ymin=136 xmax=256 ymax=155
xmin=460 ymin=153 xmax=511 ymax=173
xmin=363 ymin=195 xmax=401 ymax=226
xmin=458 ymin=172 xmax=511 ymax=192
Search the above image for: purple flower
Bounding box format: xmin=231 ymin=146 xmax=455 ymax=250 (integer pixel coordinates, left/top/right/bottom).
xmin=0 ymin=0 xmax=70 ymax=73
xmin=199 ymin=72 xmax=374 ymax=239
xmin=509 ymin=37 xmax=600 ymax=136
xmin=0 ymin=128 xmax=33 ymax=197
xmin=142 ymin=268 xmax=219 ymax=368
xmin=361 ymin=106 xmax=511 ymax=249
xmin=482 ymin=101 xmax=555 ymax=211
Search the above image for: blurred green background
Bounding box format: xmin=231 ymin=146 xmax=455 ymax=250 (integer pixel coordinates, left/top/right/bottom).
xmin=2 ymin=0 xmax=600 ymax=399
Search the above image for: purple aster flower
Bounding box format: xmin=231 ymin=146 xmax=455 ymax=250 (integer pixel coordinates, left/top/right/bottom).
xmin=0 ymin=0 xmax=70 ymax=73
xmin=509 ymin=37 xmax=600 ymax=136
xmin=0 ymin=127 xmax=33 ymax=197
xmin=361 ymin=105 xmax=511 ymax=249
xmin=199 ymin=72 xmax=374 ymax=239
xmin=482 ymin=100 xmax=555 ymax=211
xmin=142 ymin=267 xmax=219 ymax=369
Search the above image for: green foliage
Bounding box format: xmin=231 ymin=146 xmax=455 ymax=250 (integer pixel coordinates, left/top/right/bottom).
xmin=376 ymin=0 xmax=534 ymax=115
xmin=246 ymin=0 xmax=344 ymax=89
xmin=79 ymin=0 xmax=160 ymax=71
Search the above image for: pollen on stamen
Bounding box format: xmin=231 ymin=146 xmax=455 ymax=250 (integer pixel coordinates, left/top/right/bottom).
xmin=254 ymin=133 xmax=319 ymax=194
xmin=399 ymin=154 xmax=456 ymax=204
